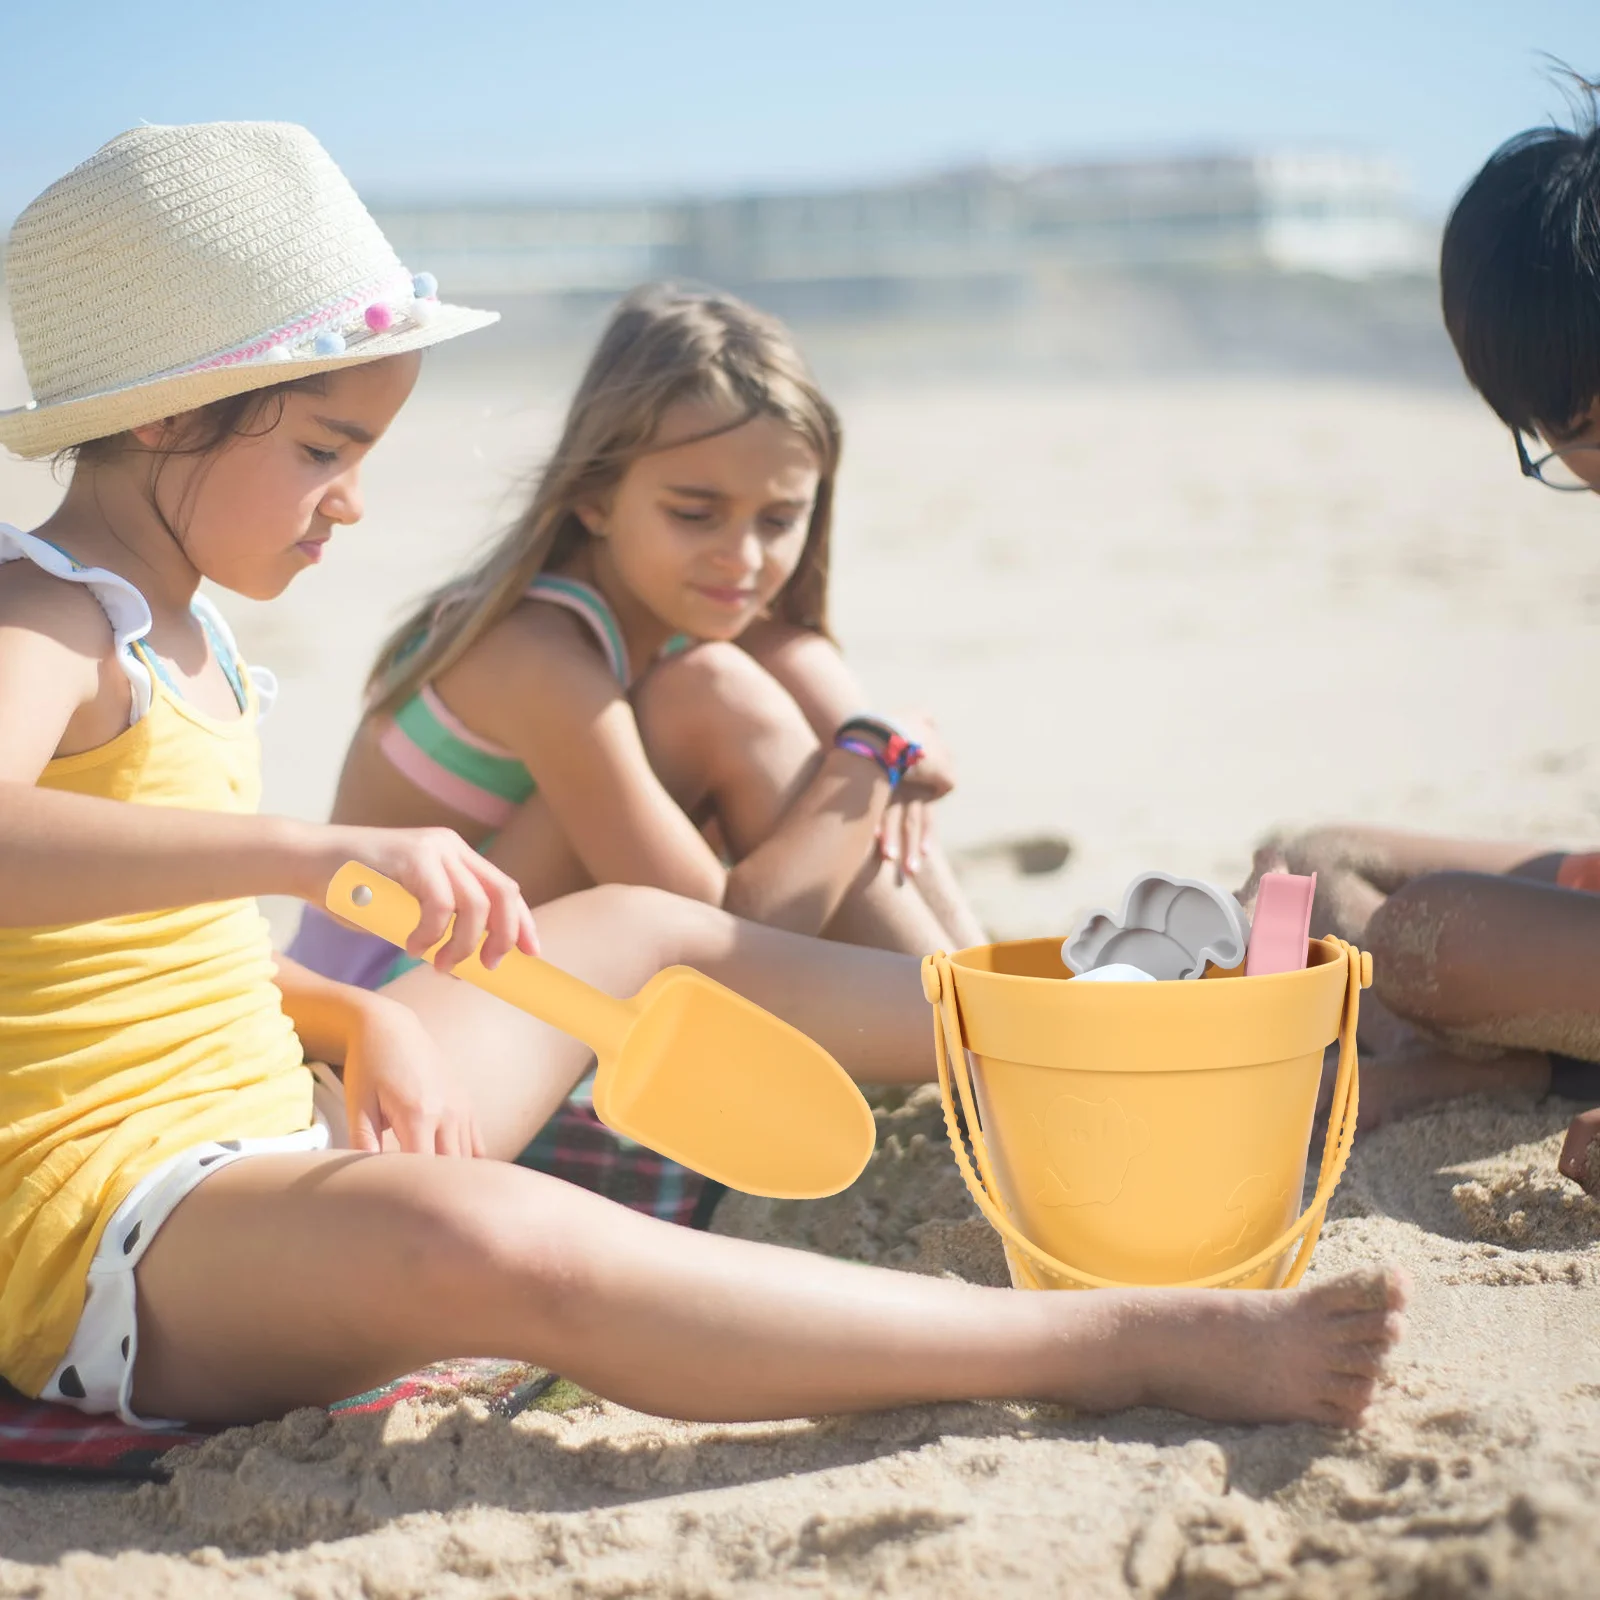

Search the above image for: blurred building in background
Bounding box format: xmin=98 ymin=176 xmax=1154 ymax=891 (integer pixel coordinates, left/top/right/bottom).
xmin=373 ymin=151 xmax=1432 ymax=305
xmin=0 ymin=149 xmax=1448 ymax=397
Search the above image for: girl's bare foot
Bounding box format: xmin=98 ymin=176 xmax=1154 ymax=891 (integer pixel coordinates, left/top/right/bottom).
xmin=1235 ymin=837 xmax=1292 ymax=917
xmin=1353 ymin=995 xmax=1431 ymax=1059
xmin=1238 ymin=828 xmax=1386 ymax=946
xmin=1062 ymin=1269 xmax=1407 ymax=1427
xmin=1356 ymin=1041 xmax=1549 ymax=1130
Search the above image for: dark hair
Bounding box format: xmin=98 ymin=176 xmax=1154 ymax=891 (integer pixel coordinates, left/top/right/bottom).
xmin=58 ymin=375 xmax=328 ymax=471
xmin=1441 ymin=75 xmax=1600 ymax=436
xmin=53 ymin=374 xmax=332 ymax=553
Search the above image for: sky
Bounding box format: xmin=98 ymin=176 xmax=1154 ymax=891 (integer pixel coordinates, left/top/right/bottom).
xmin=1 ymin=1 xmax=1595 ymax=224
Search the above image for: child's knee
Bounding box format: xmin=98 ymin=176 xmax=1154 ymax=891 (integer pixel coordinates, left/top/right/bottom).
xmin=635 ymin=644 xmax=817 ymax=799
xmin=637 ymin=642 xmax=807 ymax=745
xmin=1365 ymin=871 xmax=1484 ymax=1024
xmin=566 ymin=880 xmax=734 ymax=970
xmin=403 ymin=1174 xmax=603 ymax=1321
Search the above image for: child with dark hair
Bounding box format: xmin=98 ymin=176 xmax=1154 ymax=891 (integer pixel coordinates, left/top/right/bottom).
xmin=1247 ymin=84 xmax=1600 ymax=1190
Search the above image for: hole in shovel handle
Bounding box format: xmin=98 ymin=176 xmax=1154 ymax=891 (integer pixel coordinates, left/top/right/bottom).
xmin=350 ymin=884 xmax=373 ymax=907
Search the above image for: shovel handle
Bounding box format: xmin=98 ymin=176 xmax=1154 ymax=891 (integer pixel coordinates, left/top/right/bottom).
xmin=325 ymin=861 xmax=632 ymax=1060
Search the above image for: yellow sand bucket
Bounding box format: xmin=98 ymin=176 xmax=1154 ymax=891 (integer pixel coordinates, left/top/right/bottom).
xmin=920 ymin=936 xmax=1369 ymax=1290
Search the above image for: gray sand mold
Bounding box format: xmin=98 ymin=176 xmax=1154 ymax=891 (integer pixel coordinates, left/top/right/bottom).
xmin=1064 ymin=872 xmax=1251 ymax=980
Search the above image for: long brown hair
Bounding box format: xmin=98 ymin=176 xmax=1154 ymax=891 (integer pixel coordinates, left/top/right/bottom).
xmin=367 ymin=284 xmax=842 ymax=711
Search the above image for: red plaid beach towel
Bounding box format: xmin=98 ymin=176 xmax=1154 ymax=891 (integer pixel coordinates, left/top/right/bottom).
xmin=519 ymin=1078 xmax=724 ymax=1228
xmin=0 ymin=1360 xmax=563 ymax=1480
xmin=0 ymin=1379 xmax=208 ymax=1478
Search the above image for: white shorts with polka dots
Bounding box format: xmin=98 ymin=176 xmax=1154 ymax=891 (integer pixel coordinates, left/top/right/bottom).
xmin=44 ymin=1063 xmax=349 ymax=1429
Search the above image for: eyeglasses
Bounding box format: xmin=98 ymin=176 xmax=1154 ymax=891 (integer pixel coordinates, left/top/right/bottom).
xmin=1516 ymin=431 xmax=1600 ymax=492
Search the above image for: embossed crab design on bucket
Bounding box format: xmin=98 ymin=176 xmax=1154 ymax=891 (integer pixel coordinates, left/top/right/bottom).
xmin=920 ymin=936 xmax=1370 ymax=1290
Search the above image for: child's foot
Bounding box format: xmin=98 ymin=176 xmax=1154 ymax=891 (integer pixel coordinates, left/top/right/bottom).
xmin=1357 ymin=1041 xmax=1548 ymax=1130
xmin=1235 ymin=837 xmax=1293 ymax=917
xmin=1062 ymin=1268 xmax=1407 ymax=1427
xmin=1353 ymin=995 xmax=1432 ymax=1060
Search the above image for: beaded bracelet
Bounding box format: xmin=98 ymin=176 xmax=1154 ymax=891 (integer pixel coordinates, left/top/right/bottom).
xmin=833 ymin=716 xmax=924 ymax=790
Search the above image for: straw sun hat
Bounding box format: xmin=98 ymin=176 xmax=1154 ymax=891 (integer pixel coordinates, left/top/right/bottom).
xmin=0 ymin=122 xmax=497 ymax=458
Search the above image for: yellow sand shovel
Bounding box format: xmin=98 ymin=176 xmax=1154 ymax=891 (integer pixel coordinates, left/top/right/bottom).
xmin=327 ymin=862 xmax=877 ymax=1198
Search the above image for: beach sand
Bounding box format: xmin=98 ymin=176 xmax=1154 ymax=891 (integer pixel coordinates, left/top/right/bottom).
xmin=2 ymin=344 xmax=1598 ymax=1596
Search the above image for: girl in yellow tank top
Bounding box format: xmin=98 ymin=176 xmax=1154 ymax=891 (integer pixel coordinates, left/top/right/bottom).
xmin=0 ymin=526 xmax=315 ymax=1396
xmin=0 ymin=122 xmax=1402 ymax=1435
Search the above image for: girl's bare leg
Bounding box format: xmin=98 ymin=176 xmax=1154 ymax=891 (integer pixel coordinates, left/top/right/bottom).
xmin=1240 ymin=826 xmax=1572 ymax=1075
xmin=1240 ymin=825 xmax=1557 ymax=945
xmin=826 ymin=838 xmax=986 ymax=952
xmin=634 ymin=643 xmax=977 ymax=955
xmin=384 ymin=883 xmax=932 ymax=1161
xmin=907 ymin=841 xmax=989 ymax=949
xmin=1333 ymin=869 xmax=1600 ymax=1125
xmin=130 ymin=1148 xmax=1406 ymax=1427
xmin=1368 ymin=871 xmax=1600 ymax=1047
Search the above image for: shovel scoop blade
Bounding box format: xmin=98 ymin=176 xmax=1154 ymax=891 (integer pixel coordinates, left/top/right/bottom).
xmin=592 ymin=965 xmax=877 ymax=1200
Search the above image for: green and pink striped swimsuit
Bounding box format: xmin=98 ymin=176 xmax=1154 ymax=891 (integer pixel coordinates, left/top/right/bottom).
xmin=378 ymin=575 xmax=637 ymax=827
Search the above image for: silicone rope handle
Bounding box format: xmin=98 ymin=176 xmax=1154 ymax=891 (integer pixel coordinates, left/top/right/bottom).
xmin=922 ymin=940 xmax=1366 ymax=1291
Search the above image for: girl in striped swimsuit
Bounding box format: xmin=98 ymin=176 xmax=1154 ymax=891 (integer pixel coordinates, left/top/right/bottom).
xmin=291 ymin=286 xmax=988 ymax=1226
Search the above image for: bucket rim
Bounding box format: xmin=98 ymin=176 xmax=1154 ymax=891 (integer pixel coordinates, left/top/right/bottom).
xmin=947 ymin=934 xmax=1348 ymax=988
xmin=941 ymin=935 xmax=1354 ymax=1074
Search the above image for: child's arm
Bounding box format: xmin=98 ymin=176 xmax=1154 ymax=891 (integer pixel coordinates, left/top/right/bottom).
xmin=0 ymin=579 xmax=535 ymax=969
xmin=273 ymin=953 xmax=482 ymax=1158
xmin=456 ymin=609 xmax=903 ymax=933
xmin=740 ymin=619 xmax=953 ymax=875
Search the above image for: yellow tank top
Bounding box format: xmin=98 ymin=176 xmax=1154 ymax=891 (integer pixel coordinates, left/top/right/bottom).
xmin=0 ymin=541 xmax=311 ymax=1398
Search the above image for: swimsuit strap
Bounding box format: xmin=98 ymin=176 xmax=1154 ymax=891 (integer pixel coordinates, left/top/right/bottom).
xmin=190 ymin=599 xmax=250 ymax=712
xmin=525 ymin=574 xmax=695 ymax=680
xmin=125 ymin=614 xmax=246 ymax=714
xmin=526 ymin=575 xmax=631 ymax=684
xmin=378 ymin=574 xmax=691 ymax=827
xmin=23 ymin=533 xmax=249 ymax=714
xmin=127 ymin=638 xmax=182 ymax=699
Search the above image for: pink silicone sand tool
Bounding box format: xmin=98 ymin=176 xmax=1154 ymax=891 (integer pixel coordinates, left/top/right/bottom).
xmin=1244 ymin=872 xmax=1317 ymax=976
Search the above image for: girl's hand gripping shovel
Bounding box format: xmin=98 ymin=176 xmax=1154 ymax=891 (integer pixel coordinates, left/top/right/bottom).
xmin=327 ymin=863 xmax=876 ymax=1199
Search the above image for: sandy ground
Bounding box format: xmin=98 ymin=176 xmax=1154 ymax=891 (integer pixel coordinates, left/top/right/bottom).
xmin=2 ymin=339 xmax=1599 ymax=1596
